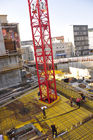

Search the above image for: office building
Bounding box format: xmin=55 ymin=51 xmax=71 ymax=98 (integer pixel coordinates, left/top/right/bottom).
xmin=65 ymin=25 xmax=89 ymax=56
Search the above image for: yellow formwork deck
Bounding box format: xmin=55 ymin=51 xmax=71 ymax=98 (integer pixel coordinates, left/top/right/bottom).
xmin=61 ymin=119 xmax=93 ymax=140
xmin=55 ymin=80 xmax=93 ymax=112
xmin=0 ymin=87 xmax=93 ymax=139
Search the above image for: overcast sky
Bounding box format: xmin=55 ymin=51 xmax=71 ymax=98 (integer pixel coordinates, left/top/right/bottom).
xmin=0 ymin=0 xmax=93 ymax=41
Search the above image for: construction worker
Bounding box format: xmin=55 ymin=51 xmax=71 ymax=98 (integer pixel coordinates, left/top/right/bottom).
xmin=81 ymin=93 xmax=86 ymax=101
xmin=38 ymin=91 xmax=40 ymax=96
xmin=51 ymin=123 xmax=57 ymax=138
xmin=42 ymin=107 xmax=46 ymax=119
xmin=76 ymin=98 xmax=81 ymax=108
xmin=70 ymin=96 xmax=73 ymax=107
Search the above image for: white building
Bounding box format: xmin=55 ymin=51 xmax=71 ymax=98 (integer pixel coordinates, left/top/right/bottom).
xmin=64 ymin=25 xmax=89 ymax=56
xmin=88 ymin=28 xmax=93 ymax=49
xmin=21 ymin=40 xmax=34 ymax=61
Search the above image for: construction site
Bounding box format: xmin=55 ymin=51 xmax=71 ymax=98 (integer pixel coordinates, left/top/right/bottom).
xmin=0 ymin=0 xmax=93 ymax=140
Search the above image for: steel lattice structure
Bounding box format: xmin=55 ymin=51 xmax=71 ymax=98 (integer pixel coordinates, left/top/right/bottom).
xmin=28 ymin=0 xmax=57 ymax=103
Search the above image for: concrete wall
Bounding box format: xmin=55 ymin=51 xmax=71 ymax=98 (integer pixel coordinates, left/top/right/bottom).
xmin=0 ymin=55 xmax=19 ymax=70
xmin=0 ymin=23 xmax=6 ymax=55
xmin=0 ymin=54 xmax=22 ymax=91
xmin=57 ymin=61 xmax=93 ymax=78
xmin=0 ymin=70 xmax=21 ymax=90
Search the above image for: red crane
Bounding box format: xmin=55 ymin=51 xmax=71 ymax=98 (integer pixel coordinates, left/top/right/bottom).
xmin=28 ymin=0 xmax=57 ymax=103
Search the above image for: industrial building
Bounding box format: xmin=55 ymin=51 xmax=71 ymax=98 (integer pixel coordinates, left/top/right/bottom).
xmin=0 ymin=15 xmax=22 ymax=91
xmin=65 ymin=25 xmax=89 ymax=56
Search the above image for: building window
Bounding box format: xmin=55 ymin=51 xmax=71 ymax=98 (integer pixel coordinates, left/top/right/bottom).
xmin=56 ymin=50 xmax=65 ymax=54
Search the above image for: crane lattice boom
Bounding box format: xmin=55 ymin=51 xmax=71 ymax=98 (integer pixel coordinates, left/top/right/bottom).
xmin=28 ymin=0 xmax=57 ymax=103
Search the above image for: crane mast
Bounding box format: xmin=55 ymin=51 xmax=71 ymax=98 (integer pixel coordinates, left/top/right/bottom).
xmin=28 ymin=0 xmax=57 ymax=103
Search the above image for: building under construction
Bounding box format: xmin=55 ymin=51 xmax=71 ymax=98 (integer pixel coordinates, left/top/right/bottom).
xmin=0 ymin=15 xmax=22 ymax=91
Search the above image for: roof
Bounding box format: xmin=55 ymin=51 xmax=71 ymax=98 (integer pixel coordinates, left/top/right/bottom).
xmin=52 ymin=36 xmax=64 ymax=40
xmin=0 ymin=15 xmax=7 ymax=16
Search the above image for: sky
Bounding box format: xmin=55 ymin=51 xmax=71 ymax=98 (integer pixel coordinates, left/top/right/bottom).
xmin=0 ymin=0 xmax=93 ymax=41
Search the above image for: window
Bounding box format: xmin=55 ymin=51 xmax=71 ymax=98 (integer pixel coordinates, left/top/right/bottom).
xmin=74 ymin=32 xmax=78 ymax=35
xmin=56 ymin=50 xmax=65 ymax=54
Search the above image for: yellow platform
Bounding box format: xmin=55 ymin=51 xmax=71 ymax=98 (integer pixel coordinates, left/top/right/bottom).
xmin=0 ymin=87 xmax=93 ymax=139
xmin=55 ymin=80 xmax=93 ymax=112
